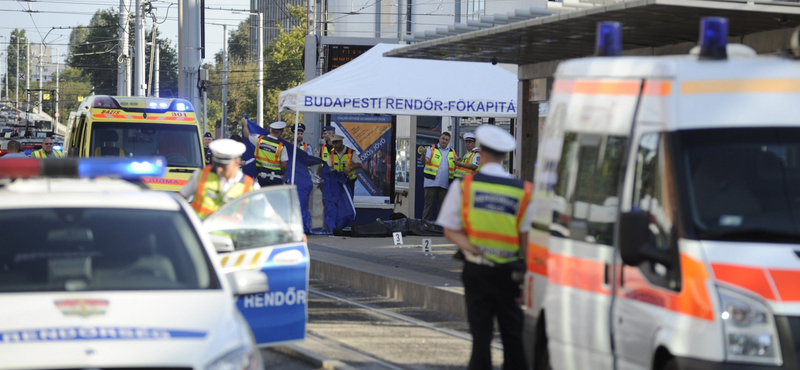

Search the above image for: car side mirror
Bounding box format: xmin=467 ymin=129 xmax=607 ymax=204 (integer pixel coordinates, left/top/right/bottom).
xmin=226 ymin=270 xmax=269 ymax=296
xmin=618 ymin=211 xmax=649 ymax=266
xmin=209 ymin=233 xmax=235 ymax=253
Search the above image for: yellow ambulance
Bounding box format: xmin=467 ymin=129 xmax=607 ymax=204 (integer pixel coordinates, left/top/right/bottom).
xmin=525 ymin=18 xmax=800 ymax=370
xmin=64 ymin=95 xmax=205 ymax=191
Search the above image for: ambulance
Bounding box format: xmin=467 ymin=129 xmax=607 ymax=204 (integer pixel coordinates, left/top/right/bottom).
xmin=64 ymin=95 xmax=205 ymax=191
xmin=524 ymin=18 xmax=800 ymax=370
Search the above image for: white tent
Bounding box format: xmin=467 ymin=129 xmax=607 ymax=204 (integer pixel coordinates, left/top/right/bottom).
xmin=278 ymin=43 xmax=518 ymax=118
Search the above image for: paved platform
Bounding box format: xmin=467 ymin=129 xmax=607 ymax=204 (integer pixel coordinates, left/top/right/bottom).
xmin=307 ymin=234 xmax=466 ymax=318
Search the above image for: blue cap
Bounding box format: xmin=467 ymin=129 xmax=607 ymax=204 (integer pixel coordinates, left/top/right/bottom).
xmin=292 ymin=123 xmax=306 ymax=132
xmin=203 ymin=132 xmax=212 ymax=138
xmin=322 ymin=126 xmax=336 ymax=133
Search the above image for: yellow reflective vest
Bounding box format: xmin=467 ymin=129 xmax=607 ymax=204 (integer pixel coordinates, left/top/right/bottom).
xmin=454 ymin=149 xmax=479 ymax=178
xmin=254 ymin=135 xmax=283 ymax=173
xmin=31 ymin=149 xmax=63 ymax=158
xmin=320 ymin=144 xmax=333 ymax=163
xmin=423 ymin=145 xmax=455 ymax=181
xmin=331 ymin=147 xmax=357 ymax=179
xmin=191 ymin=166 xmax=255 ymax=219
xmin=461 ymin=173 xmax=533 ymax=264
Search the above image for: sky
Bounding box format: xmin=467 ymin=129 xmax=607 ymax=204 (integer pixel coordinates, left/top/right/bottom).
xmin=0 ymin=0 xmax=252 ymax=62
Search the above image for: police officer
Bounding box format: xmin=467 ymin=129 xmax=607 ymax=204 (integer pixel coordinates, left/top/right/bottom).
xmin=327 ymin=134 xmax=362 ymax=195
xmin=203 ymin=132 xmax=213 ymax=164
xmin=437 ymin=124 xmax=532 ymax=370
xmin=319 ymin=125 xmax=336 ymax=162
xmin=180 ymin=139 xmax=259 ymax=219
xmin=243 ymin=119 xmax=289 ymax=186
xmin=31 ymin=138 xmax=63 ymax=158
xmin=292 ymin=123 xmax=314 ymax=156
xmin=454 ymin=132 xmax=480 ymax=179
xmin=420 ymin=132 xmax=455 ymax=220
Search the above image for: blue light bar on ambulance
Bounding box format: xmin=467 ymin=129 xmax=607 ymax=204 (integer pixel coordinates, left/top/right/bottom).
xmin=170 ymin=99 xmax=194 ymax=112
xmin=595 ymin=21 xmax=622 ymax=57
xmin=699 ymin=17 xmax=728 ymax=60
xmin=0 ymin=157 xmax=166 ymax=180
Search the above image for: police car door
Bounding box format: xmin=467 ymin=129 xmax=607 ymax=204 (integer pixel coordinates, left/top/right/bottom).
xmin=203 ymin=185 xmax=309 ymax=346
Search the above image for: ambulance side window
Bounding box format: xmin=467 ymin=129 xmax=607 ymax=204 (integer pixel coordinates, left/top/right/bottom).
xmin=551 ymin=132 xmax=578 ymax=234
xmin=632 ymin=133 xmax=680 ymax=289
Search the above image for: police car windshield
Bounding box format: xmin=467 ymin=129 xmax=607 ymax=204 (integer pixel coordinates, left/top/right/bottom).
xmin=0 ymin=208 xmax=219 ymax=292
xmin=90 ymin=123 xmax=203 ymax=168
xmin=681 ymin=128 xmax=800 ymax=242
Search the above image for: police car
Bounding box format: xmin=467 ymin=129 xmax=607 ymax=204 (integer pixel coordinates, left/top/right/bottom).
xmin=0 ymin=157 xmax=309 ymax=369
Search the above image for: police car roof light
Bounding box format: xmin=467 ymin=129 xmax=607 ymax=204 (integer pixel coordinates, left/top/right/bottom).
xmin=170 ymin=99 xmax=194 ymax=112
xmin=0 ymin=157 xmax=166 ymax=180
xmin=92 ymin=96 xmax=120 ymax=109
xmin=595 ymin=21 xmax=622 ymax=57
xmin=699 ymin=17 xmax=728 ymax=60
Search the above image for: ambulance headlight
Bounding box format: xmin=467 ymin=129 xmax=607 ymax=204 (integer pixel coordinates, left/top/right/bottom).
xmin=719 ymin=286 xmax=782 ymax=365
xmin=206 ymin=345 xmax=261 ymax=370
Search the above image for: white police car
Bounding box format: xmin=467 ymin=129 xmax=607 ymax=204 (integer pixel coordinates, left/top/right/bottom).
xmin=0 ymin=157 xmax=307 ymax=369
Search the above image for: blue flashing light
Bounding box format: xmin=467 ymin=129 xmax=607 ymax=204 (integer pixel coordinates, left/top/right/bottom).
xmin=170 ymin=99 xmax=194 ymax=112
xmin=149 ymin=102 xmax=158 ymax=108
xmin=77 ymin=157 xmax=166 ymax=180
xmin=53 ymin=145 xmax=63 ymax=152
xmin=159 ymin=102 xmax=168 ymax=109
xmin=595 ymin=21 xmax=622 ymax=57
xmin=176 ymin=103 xmax=187 ymax=111
xmin=699 ymin=17 xmax=728 ymax=60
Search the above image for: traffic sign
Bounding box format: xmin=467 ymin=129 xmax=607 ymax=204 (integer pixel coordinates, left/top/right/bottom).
xmin=18 ymin=73 xmax=24 ymax=80
xmin=54 ymin=112 xmax=60 ymax=119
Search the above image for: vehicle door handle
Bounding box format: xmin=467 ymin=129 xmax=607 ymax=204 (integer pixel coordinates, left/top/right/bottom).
xmin=604 ymin=263 xmax=610 ymax=285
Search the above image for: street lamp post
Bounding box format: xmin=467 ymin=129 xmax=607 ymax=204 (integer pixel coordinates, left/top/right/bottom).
xmin=234 ymin=11 xmax=263 ymax=128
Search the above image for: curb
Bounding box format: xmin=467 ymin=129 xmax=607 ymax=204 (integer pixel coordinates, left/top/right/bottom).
xmin=310 ymin=259 xmax=466 ymax=319
xmin=273 ymin=343 xmax=359 ymax=370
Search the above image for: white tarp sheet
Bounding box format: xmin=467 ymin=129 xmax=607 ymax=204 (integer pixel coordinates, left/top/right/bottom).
xmin=278 ymin=44 xmax=518 ymax=118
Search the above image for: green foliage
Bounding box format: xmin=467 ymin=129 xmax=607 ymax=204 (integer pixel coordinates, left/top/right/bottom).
xmin=4 ymin=29 xmax=30 ymax=102
xmin=43 ymin=68 xmax=91 ymax=118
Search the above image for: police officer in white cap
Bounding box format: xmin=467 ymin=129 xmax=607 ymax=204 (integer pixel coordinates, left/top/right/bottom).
xmin=437 ymin=124 xmax=532 ymax=370
xmin=242 ymin=118 xmax=289 ymax=186
xmin=180 ymin=139 xmax=260 ymax=219
xmin=454 ymin=132 xmax=480 ymax=179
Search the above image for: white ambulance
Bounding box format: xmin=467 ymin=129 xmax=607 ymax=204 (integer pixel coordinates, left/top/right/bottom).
xmin=525 ymin=18 xmax=800 ymax=370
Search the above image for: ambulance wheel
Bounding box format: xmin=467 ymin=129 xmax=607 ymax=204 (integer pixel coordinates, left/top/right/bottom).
xmin=533 ymin=315 xmax=551 ymax=370
xmin=661 ymin=358 xmax=677 ymax=370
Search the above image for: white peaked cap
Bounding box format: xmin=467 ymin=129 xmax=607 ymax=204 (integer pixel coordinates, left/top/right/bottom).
xmin=476 ymin=124 xmax=515 ymax=153
xmin=269 ymin=121 xmax=287 ymax=130
xmin=463 ymin=132 xmax=476 ymax=140
xmin=209 ymin=139 xmax=246 ymax=164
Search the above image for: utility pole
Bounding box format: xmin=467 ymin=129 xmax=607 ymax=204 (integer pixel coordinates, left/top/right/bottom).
xmin=235 ymin=11 xmax=264 ymax=128
xmin=26 ymin=39 xmax=30 ymax=109
xmin=4 ymin=37 xmax=8 ymax=101
xmin=134 ymin=0 xmax=146 ymax=96
xmin=55 ymin=48 xmax=59 ymax=124
xmin=16 ymin=37 xmax=19 ymax=109
xmin=222 ymin=24 xmax=228 ymax=137
xmin=38 ymin=43 xmax=42 ymax=112
xmin=154 ymin=44 xmax=159 ymax=97
xmin=118 ymin=0 xmax=131 ymax=96
xmin=178 ymin=0 xmax=202 ymax=114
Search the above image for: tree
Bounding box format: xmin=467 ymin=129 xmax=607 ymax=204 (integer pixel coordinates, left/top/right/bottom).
xmin=214 ymin=19 xmax=252 ymax=66
xmin=145 ymin=35 xmax=179 ymax=98
xmin=4 ymin=29 xmax=30 ymax=102
xmin=43 ymin=68 xmax=91 ymax=118
xmin=265 ymin=5 xmax=307 ymax=128
xmin=66 ymin=8 xmax=121 ymax=95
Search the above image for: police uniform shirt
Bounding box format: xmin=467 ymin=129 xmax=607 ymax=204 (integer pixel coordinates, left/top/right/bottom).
xmin=179 ymin=169 xmax=261 ymax=199
xmin=424 ymin=145 xmax=452 ymax=189
xmin=299 ymin=142 xmax=314 ymax=156
xmin=464 ymin=148 xmax=481 ymax=167
xmin=436 ymin=162 xmax=533 ymax=232
xmin=248 ymin=134 xmax=289 ymax=161
xmin=326 ymin=147 xmax=362 ymax=167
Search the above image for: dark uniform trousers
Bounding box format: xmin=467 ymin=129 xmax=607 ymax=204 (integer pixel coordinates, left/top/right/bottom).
xmin=462 ymin=261 xmax=527 ymax=370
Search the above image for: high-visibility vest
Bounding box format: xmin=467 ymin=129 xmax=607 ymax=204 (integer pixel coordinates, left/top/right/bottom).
xmin=461 ymin=173 xmax=533 ymax=264
xmin=423 ymin=146 xmax=455 ymax=181
xmin=299 ymin=142 xmax=310 ymax=154
xmin=320 ymin=144 xmax=333 ymax=162
xmin=31 ymin=149 xmax=63 ymax=159
xmin=454 ymin=149 xmax=480 ymax=178
xmin=331 ymin=147 xmax=357 ymax=179
xmin=191 ymin=166 xmax=254 ymax=219
xmin=254 ymin=135 xmax=283 ymax=172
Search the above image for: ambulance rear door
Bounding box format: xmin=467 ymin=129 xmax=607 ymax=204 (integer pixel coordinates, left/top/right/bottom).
xmin=543 ymin=77 xmax=643 ymax=370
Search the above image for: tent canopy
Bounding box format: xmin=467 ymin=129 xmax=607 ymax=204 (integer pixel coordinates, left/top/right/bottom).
xmin=279 ymin=44 xmax=518 ymax=118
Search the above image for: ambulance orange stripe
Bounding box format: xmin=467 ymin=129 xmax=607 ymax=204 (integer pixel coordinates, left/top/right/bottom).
xmin=621 ymin=254 xmax=714 ymax=321
xmin=642 ymin=81 xmax=672 ymax=96
xmin=711 ymin=263 xmax=775 ymax=301
xmin=526 ymin=242 xmax=548 ymax=276
xmin=553 ymin=80 xmax=640 ymax=95
xmin=681 ymin=79 xmax=800 ymax=95
xmin=768 ymin=269 xmax=800 ymax=302
xmin=547 ymin=253 xmax=610 ymax=295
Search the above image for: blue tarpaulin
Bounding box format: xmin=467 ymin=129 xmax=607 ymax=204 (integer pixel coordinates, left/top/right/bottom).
xmin=242 ymin=116 xmax=325 ymax=233
xmin=321 ymin=165 xmax=356 ymax=232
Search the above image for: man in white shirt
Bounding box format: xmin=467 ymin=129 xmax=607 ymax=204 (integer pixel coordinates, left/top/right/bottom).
xmin=420 ymin=132 xmax=455 ymax=220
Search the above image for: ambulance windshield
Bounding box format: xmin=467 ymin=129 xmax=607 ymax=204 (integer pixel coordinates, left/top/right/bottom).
xmin=682 ymin=128 xmax=800 ymax=242
xmin=89 ymin=123 xmax=203 ymax=168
